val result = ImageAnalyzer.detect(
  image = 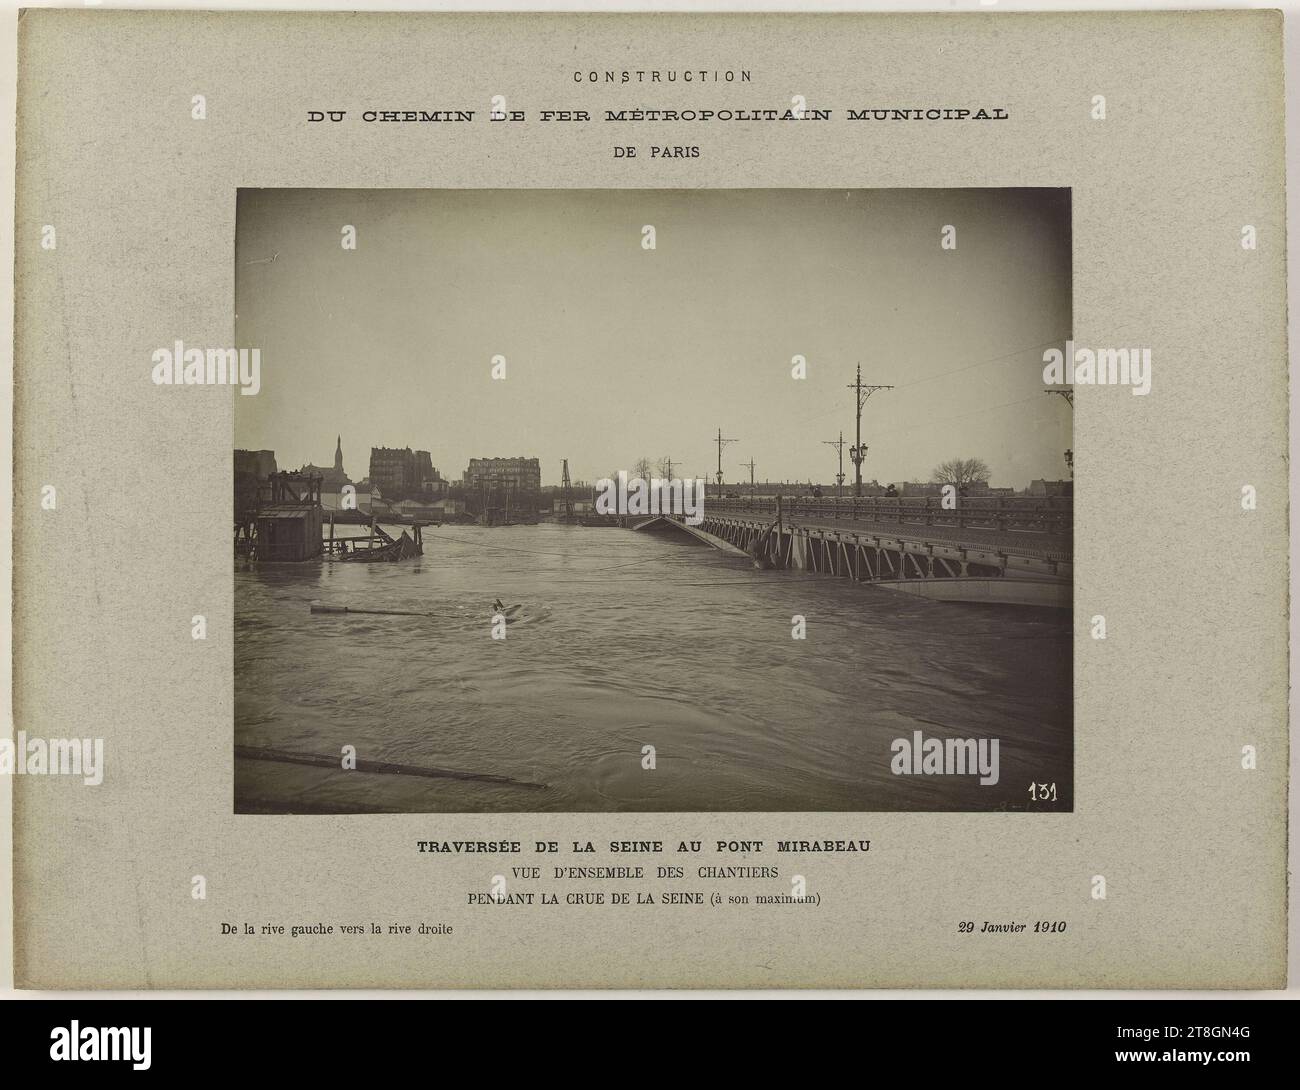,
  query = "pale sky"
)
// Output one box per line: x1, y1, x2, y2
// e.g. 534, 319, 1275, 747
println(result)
234, 188, 1071, 488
